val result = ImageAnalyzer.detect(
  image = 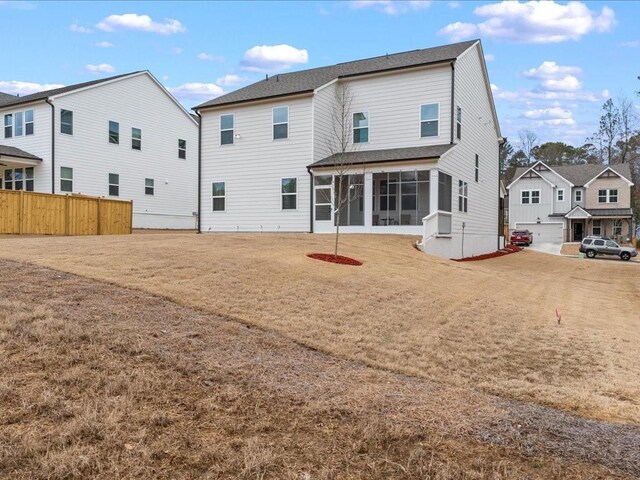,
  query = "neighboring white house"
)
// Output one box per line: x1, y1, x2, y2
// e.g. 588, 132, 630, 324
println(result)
507, 161, 634, 243
194, 40, 502, 259
0, 71, 198, 229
